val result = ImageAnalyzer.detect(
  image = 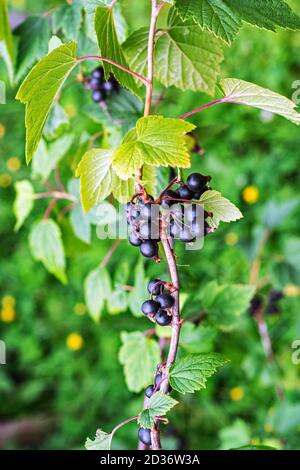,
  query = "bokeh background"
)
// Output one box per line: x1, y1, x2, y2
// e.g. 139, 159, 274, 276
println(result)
0, 0, 300, 450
